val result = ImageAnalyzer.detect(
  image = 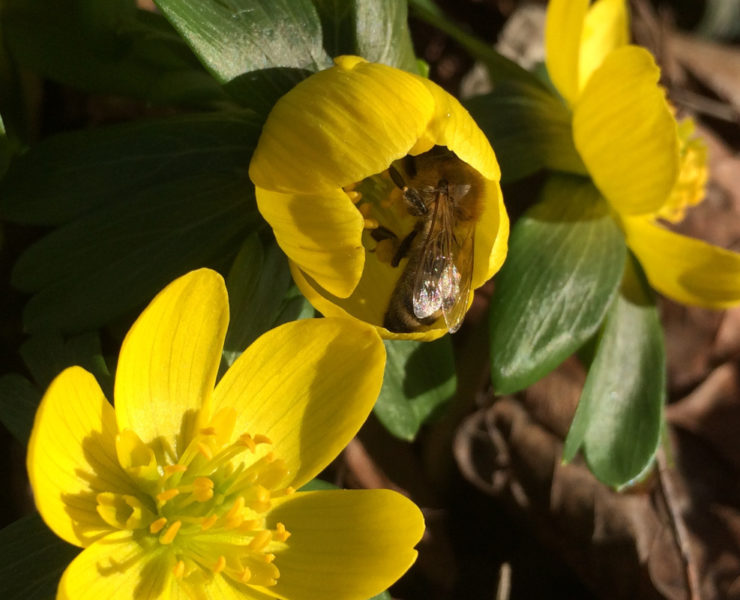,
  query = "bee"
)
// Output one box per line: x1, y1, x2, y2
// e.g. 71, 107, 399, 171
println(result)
377, 148, 484, 333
